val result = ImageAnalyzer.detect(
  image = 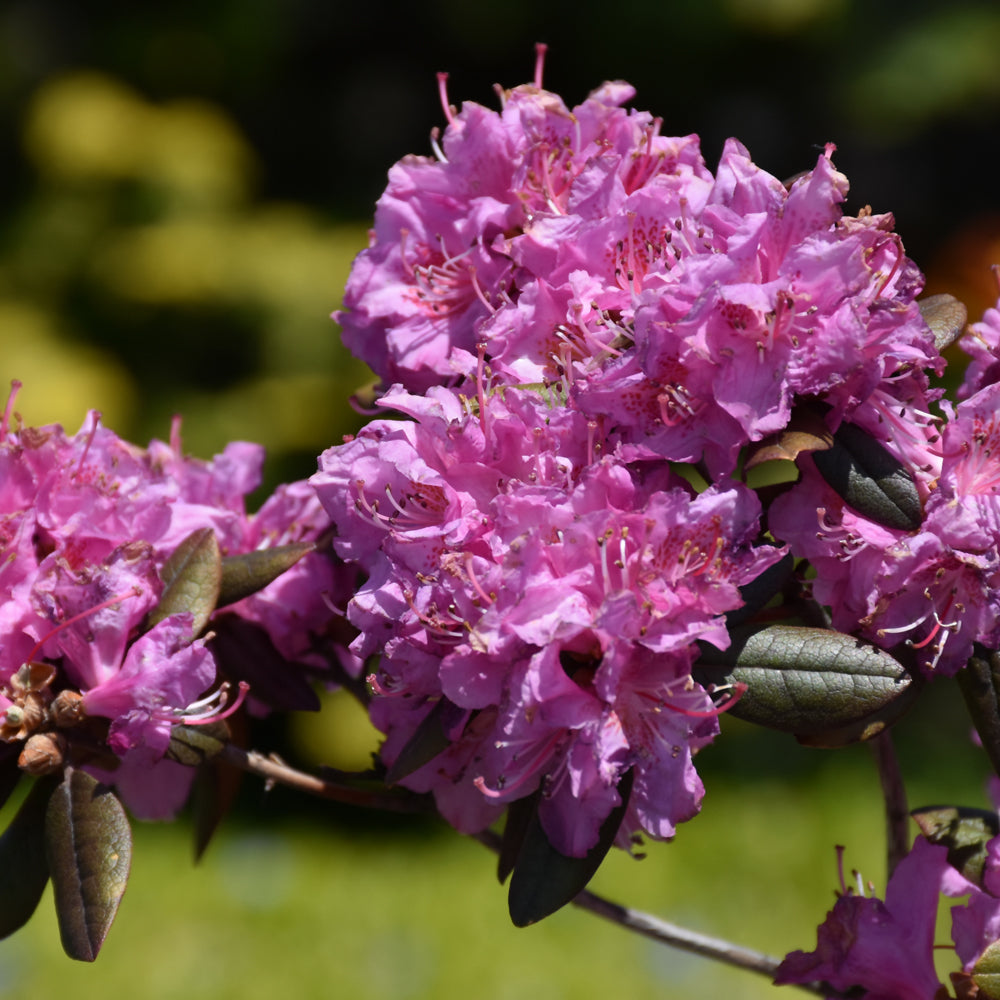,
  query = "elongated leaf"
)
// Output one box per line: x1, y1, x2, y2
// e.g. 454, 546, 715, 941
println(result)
911, 805, 998, 886
497, 793, 538, 886
192, 757, 243, 862
508, 771, 632, 927
217, 542, 315, 608
973, 940, 1000, 1000
148, 528, 222, 637
957, 650, 1000, 780
0, 746, 23, 813
745, 406, 833, 468
165, 720, 230, 767
45, 768, 132, 962
191, 710, 246, 862
385, 698, 467, 785
0, 776, 56, 938
210, 614, 319, 712
812, 422, 922, 530
724, 552, 795, 629
919, 293, 967, 352
694, 625, 917, 745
